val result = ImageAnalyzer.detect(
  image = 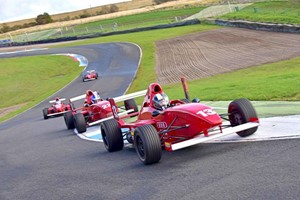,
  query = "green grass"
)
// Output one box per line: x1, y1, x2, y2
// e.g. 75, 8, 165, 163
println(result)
53, 23, 300, 102
53, 24, 220, 93
163, 57, 300, 101
77, 6, 206, 29
220, 1, 300, 25
50, 6, 207, 39
0, 55, 82, 121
